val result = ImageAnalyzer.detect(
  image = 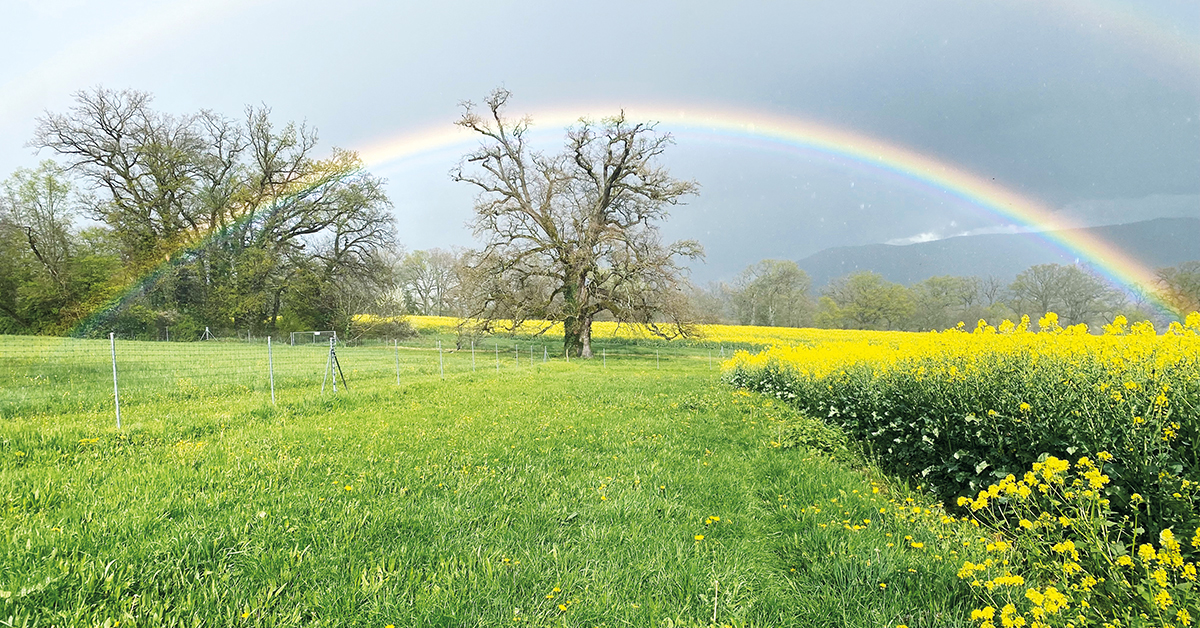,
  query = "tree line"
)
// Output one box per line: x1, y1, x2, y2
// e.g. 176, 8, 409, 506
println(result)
384, 247, 1199, 333
689, 258, 1200, 331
